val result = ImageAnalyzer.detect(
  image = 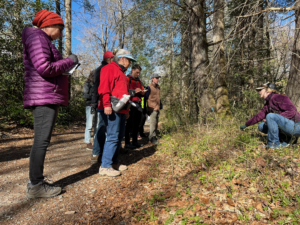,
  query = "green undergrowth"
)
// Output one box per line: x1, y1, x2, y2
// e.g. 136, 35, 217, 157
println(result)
147, 118, 300, 224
